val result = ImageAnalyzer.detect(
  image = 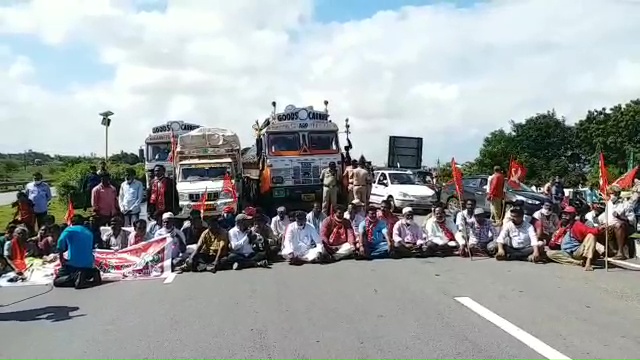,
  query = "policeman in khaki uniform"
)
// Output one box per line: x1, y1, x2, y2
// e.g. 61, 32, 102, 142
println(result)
320, 161, 339, 215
